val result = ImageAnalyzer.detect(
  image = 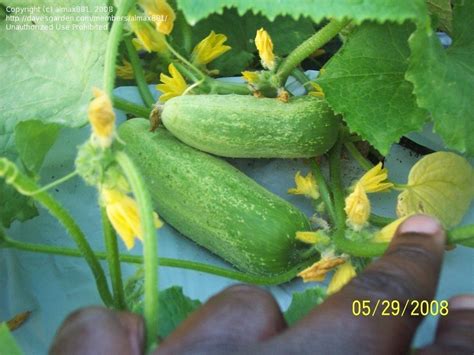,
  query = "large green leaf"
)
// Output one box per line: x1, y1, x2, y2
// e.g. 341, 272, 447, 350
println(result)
284, 287, 326, 326
0, 0, 107, 226
176, 0, 428, 25
318, 22, 429, 154
406, 0, 474, 155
